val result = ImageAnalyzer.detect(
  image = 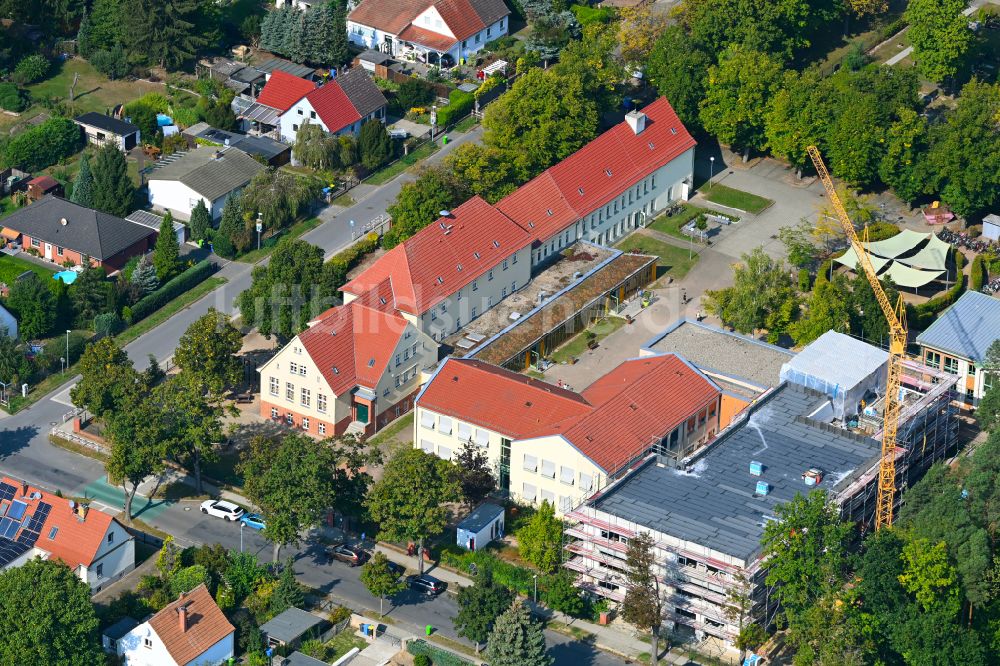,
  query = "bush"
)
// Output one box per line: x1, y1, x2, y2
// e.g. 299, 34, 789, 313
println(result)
94, 312, 123, 337
396, 77, 436, 110
413, 655, 431, 666
13, 55, 50, 85
436, 89, 475, 128
864, 221, 900, 242
325, 232, 378, 289
407, 640, 475, 666
570, 3, 615, 26
128, 93, 170, 114
971, 254, 988, 292
327, 605, 352, 625
90, 46, 129, 80
171, 106, 201, 128
0, 117, 83, 171
0, 83, 29, 112
125, 260, 217, 324
797, 268, 811, 292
